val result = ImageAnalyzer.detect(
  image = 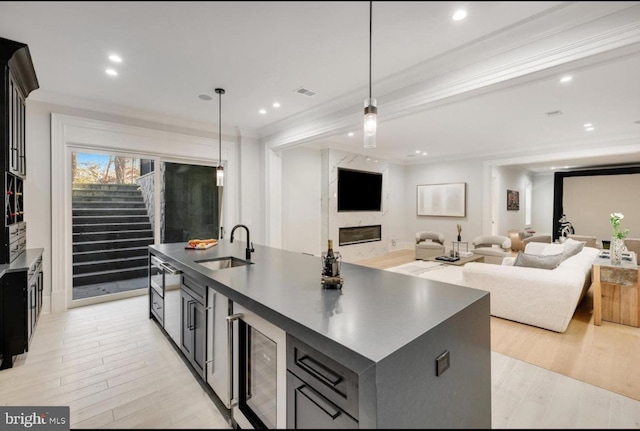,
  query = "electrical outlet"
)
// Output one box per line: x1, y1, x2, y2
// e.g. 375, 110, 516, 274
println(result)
436, 350, 450, 376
